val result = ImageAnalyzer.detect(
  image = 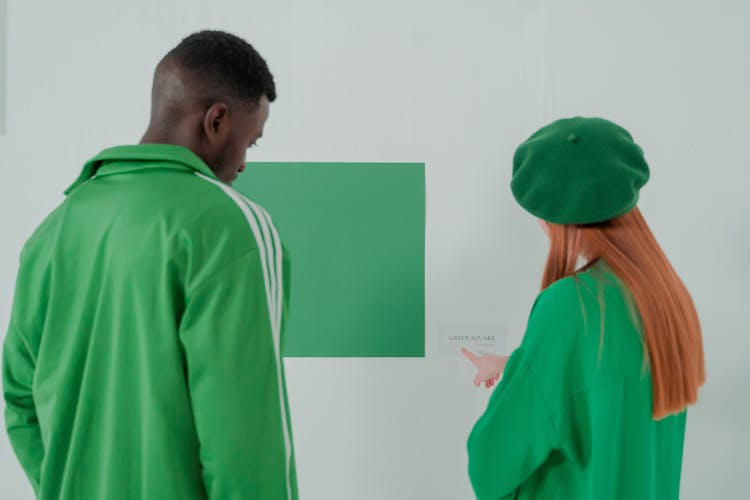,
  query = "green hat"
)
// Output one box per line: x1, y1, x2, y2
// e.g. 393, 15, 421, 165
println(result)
511, 117, 650, 225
